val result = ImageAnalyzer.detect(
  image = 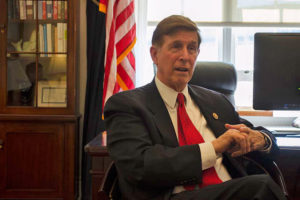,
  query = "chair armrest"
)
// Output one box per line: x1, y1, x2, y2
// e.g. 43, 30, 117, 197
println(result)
266, 161, 289, 199
241, 156, 289, 199
97, 161, 120, 200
